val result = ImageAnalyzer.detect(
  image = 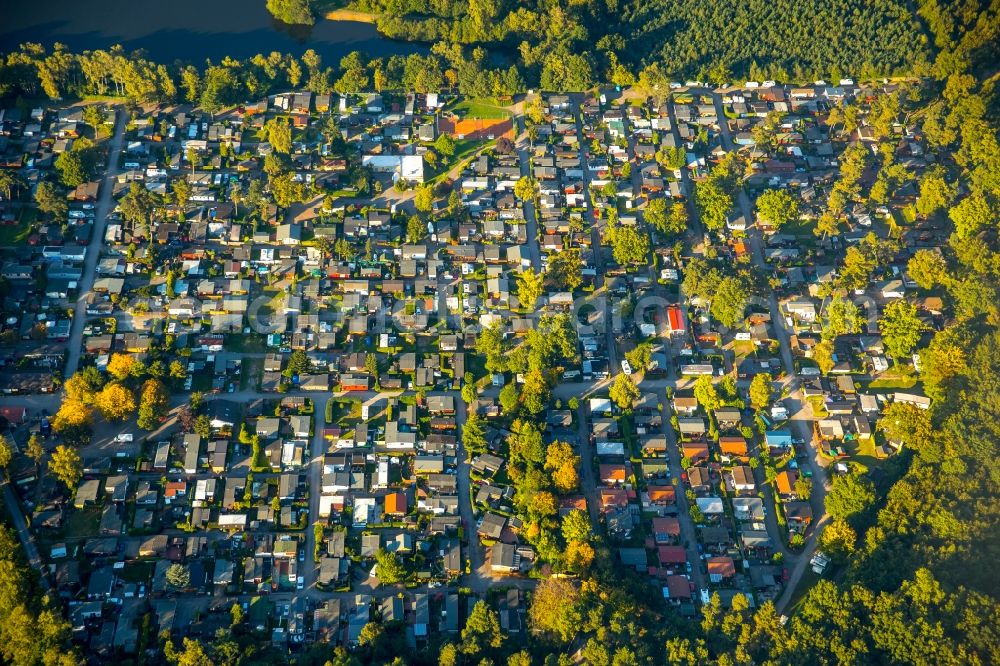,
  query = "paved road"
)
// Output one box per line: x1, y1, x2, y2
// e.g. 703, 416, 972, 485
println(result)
574, 401, 602, 531
705, 89, 829, 611
657, 386, 705, 590
2, 481, 52, 593
64, 107, 127, 379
